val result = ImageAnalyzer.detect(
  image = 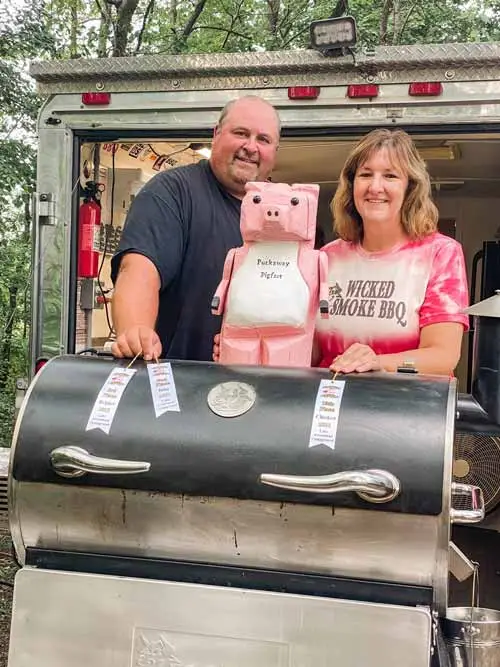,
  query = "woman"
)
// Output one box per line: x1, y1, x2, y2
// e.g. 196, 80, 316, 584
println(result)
316, 128, 468, 375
